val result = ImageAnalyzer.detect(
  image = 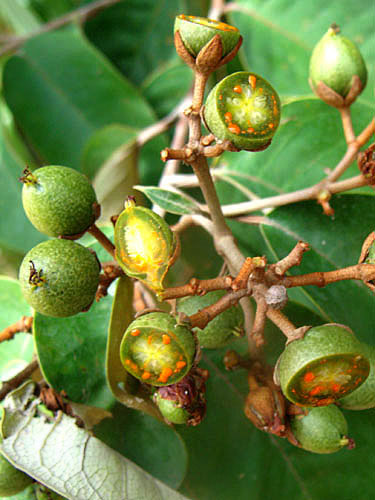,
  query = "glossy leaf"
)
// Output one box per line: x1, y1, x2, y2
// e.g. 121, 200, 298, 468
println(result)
142, 60, 193, 118
94, 402, 188, 490
0, 382, 190, 500
228, 0, 374, 104
84, 0, 196, 86
134, 185, 202, 215
0, 277, 33, 381
3, 25, 162, 169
